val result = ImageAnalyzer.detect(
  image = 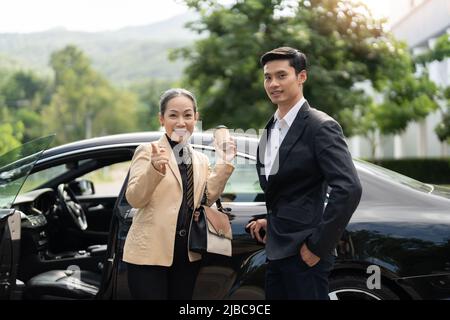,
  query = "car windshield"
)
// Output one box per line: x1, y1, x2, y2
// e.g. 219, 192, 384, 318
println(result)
354, 159, 433, 193
0, 135, 54, 209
